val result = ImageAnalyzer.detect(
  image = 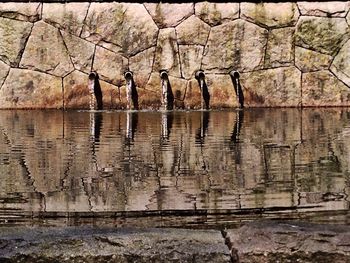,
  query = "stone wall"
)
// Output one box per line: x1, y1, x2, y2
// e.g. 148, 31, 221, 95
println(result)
1, 2, 350, 109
